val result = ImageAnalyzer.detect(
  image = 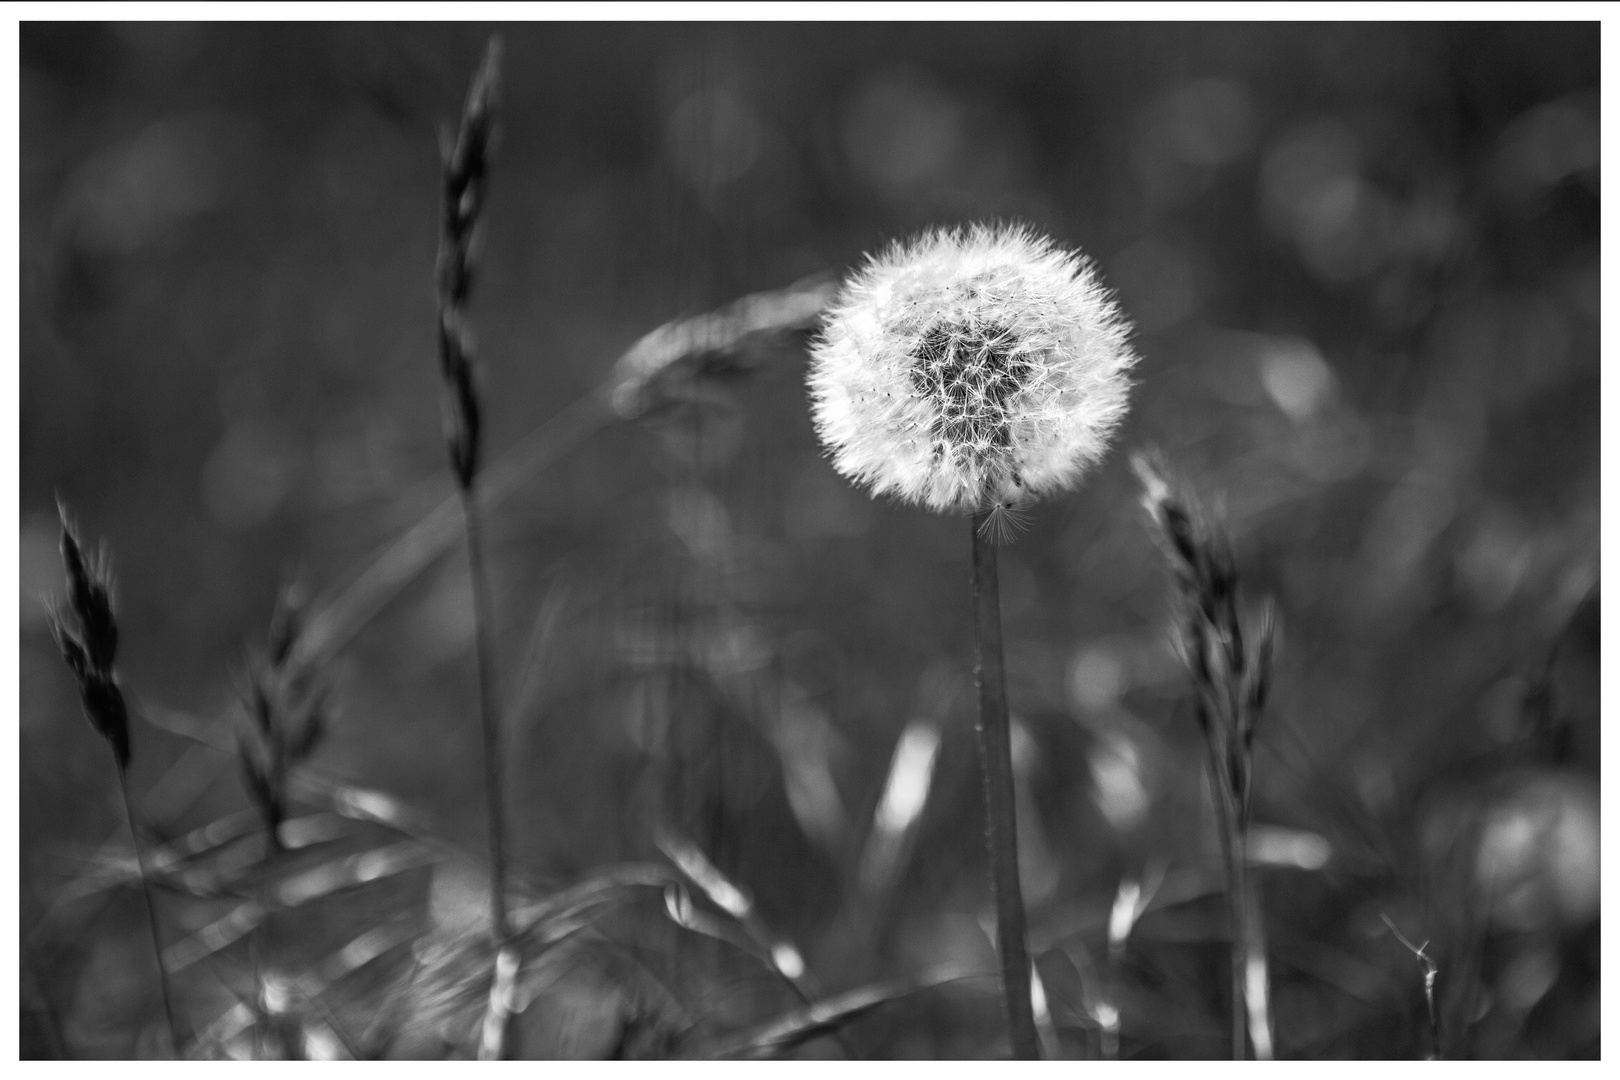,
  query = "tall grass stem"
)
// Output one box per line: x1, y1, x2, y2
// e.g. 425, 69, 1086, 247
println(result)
461, 491, 510, 947
1206, 751, 1248, 1060
117, 762, 180, 1056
